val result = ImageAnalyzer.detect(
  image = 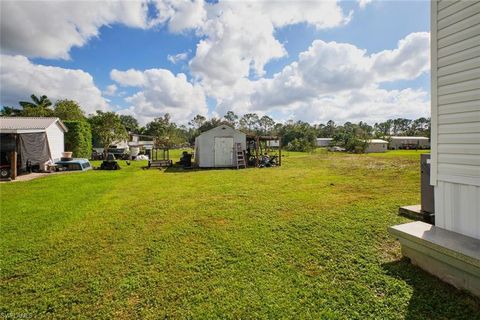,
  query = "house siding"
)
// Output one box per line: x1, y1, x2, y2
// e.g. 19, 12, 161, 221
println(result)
431, 0, 480, 239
